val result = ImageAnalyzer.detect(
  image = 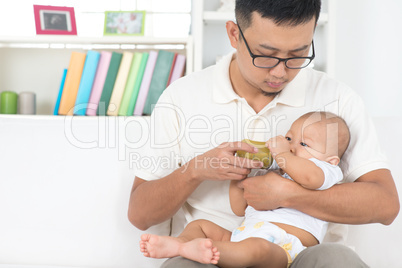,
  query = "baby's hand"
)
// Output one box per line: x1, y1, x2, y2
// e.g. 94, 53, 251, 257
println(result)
266, 136, 291, 158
